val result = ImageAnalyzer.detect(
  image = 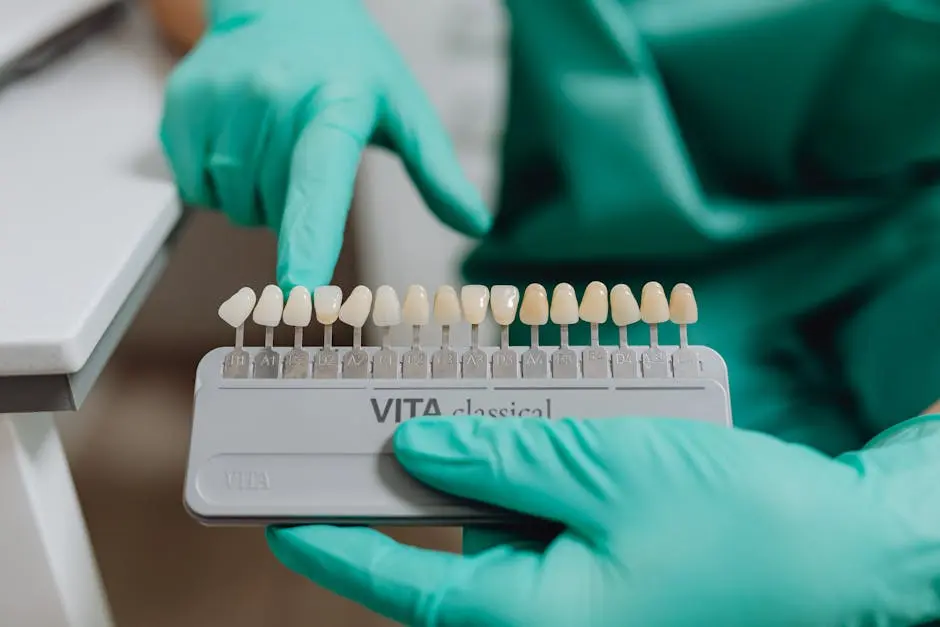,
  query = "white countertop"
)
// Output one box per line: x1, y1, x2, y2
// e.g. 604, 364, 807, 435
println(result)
0, 11, 182, 376
0, 0, 114, 70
